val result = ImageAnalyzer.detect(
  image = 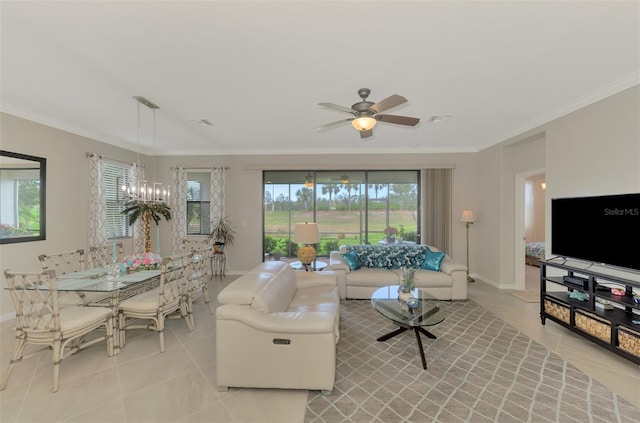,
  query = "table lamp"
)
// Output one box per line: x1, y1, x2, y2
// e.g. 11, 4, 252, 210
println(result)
294, 222, 320, 270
